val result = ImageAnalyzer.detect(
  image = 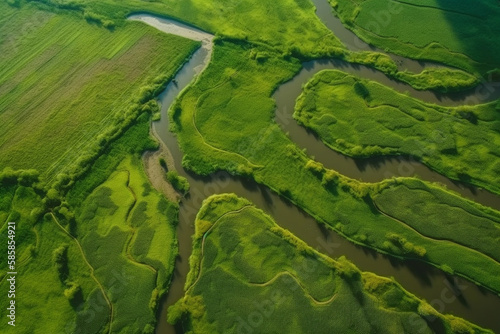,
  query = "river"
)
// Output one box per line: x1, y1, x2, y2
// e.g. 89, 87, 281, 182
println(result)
130, 3, 500, 333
